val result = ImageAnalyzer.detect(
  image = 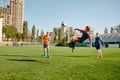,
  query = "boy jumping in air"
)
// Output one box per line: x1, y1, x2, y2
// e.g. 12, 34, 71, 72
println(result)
95, 33, 104, 58
43, 32, 51, 58
69, 26, 92, 52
